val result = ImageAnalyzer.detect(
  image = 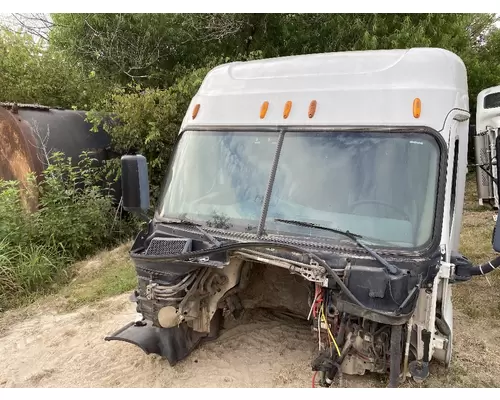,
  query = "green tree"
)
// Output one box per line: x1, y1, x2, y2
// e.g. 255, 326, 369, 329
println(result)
50, 14, 256, 88
0, 27, 109, 108
47, 13, 500, 193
